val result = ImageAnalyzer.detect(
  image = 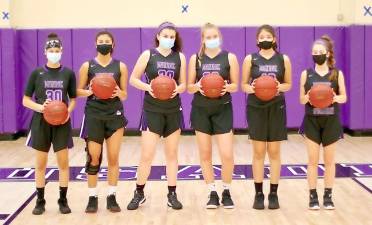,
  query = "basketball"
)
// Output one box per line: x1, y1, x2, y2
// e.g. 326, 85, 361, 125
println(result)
91, 74, 117, 99
43, 100, 68, 126
151, 75, 176, 100
253, 76, 278, 101
200, 73, 225, 98
309, 83, 334, 108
